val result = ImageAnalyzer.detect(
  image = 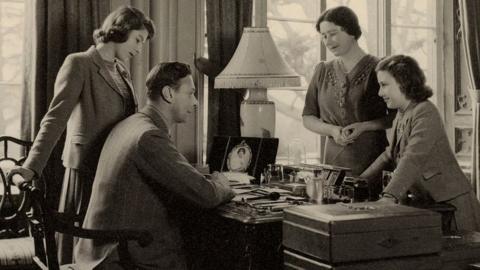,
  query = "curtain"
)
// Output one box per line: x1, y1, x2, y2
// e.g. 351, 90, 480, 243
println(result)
119, 0, 199, 159
21, 0, 110, 206
459, 0, 480, 198
130, 0, 179, 108
206, 0, 253, 153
